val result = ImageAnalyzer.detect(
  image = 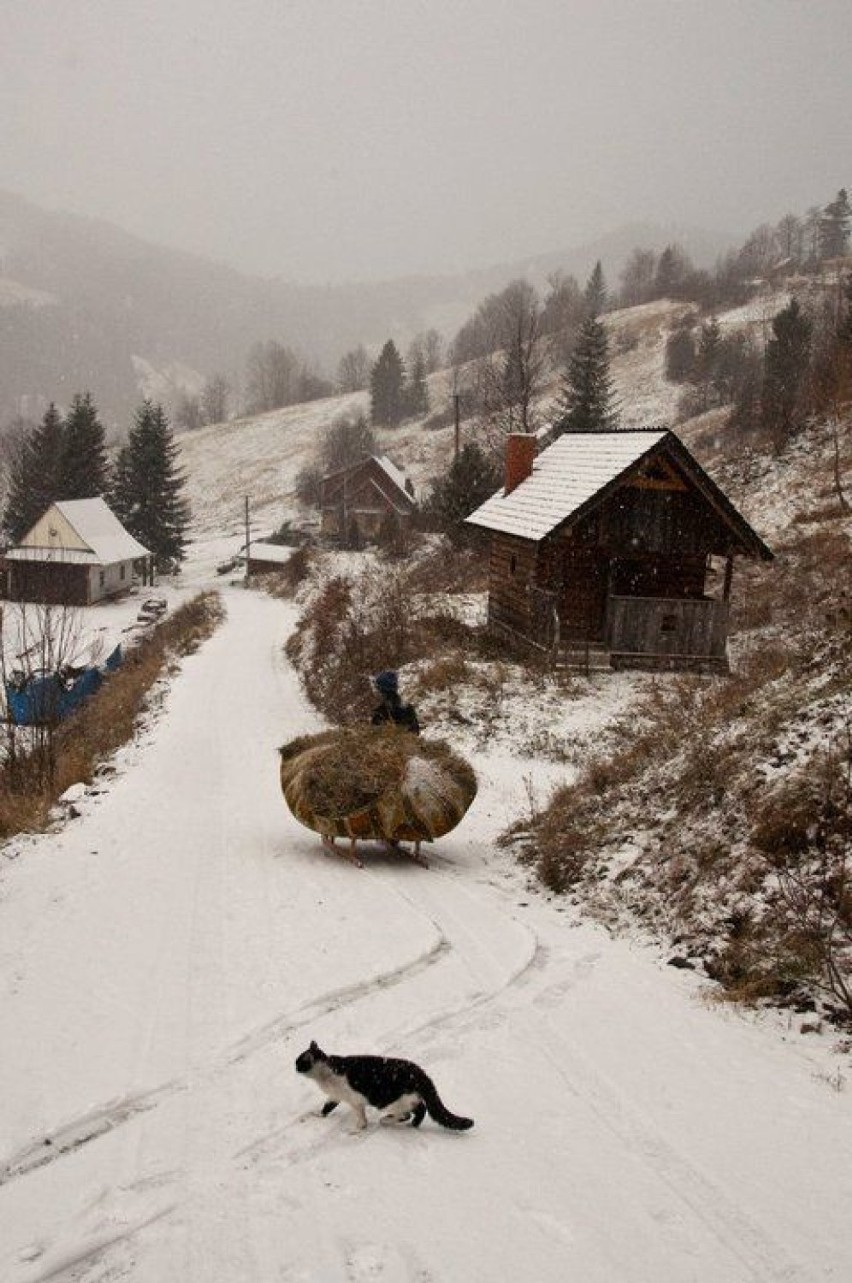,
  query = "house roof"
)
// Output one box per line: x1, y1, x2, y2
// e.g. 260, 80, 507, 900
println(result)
6, 498, 151, 565
465, 430, 772, 560
322, 454, 416, 507
246, 541, 294, 565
